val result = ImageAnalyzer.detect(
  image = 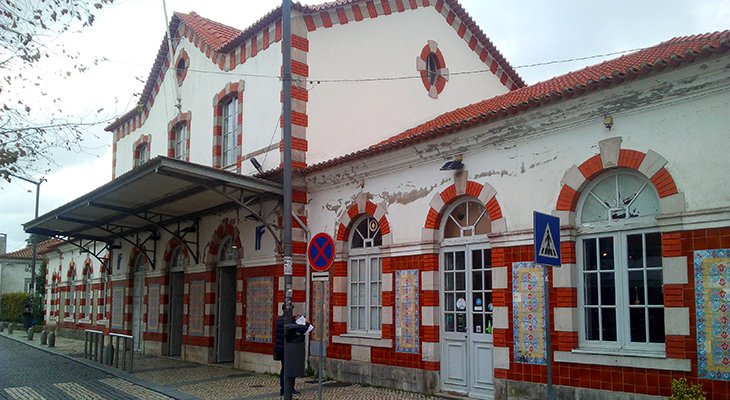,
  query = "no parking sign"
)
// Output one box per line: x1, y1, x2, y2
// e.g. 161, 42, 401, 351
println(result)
308, 233, 335, 272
